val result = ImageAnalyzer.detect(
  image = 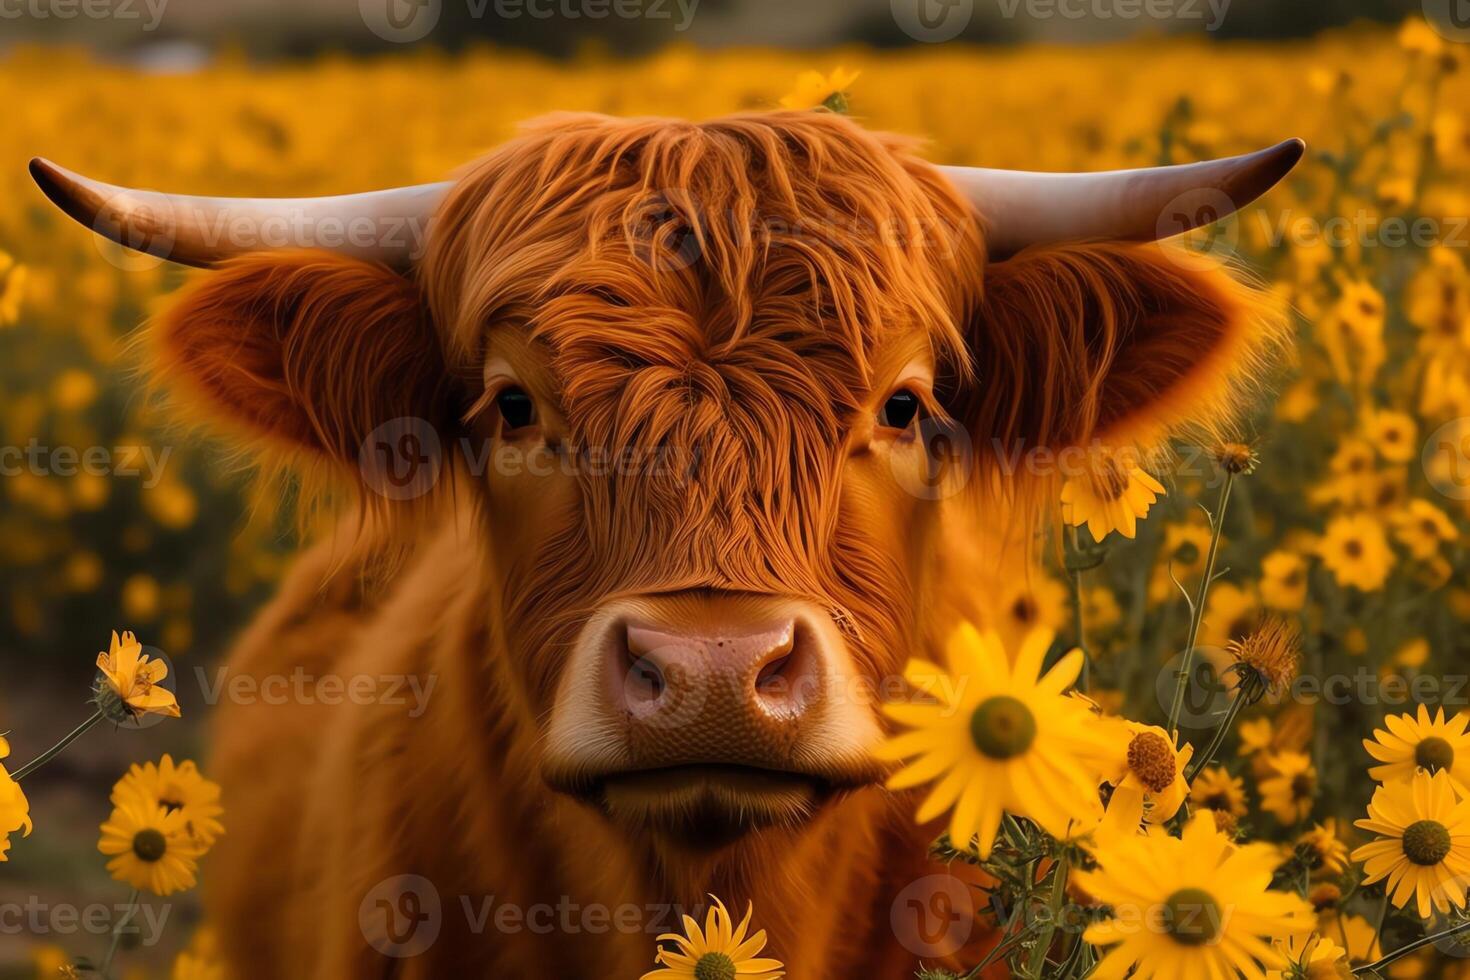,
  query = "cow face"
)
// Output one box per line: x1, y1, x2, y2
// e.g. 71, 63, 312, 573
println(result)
33, 111, 1295, 857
